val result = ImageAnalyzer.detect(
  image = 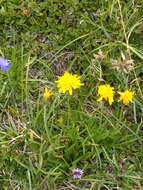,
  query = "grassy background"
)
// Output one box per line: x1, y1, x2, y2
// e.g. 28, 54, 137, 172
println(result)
0, 0, 143, 189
